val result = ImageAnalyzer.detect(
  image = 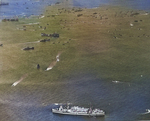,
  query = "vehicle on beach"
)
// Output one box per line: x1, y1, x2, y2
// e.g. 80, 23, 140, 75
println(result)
23, 47, 34, 50
52, 105, 105, 116
40, 38, 50, 42
2, 18, 18, 22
